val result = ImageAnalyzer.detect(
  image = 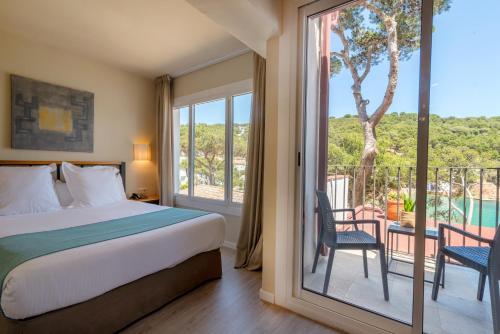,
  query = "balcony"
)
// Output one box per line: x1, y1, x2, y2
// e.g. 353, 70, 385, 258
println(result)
303, 166, 499, 333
